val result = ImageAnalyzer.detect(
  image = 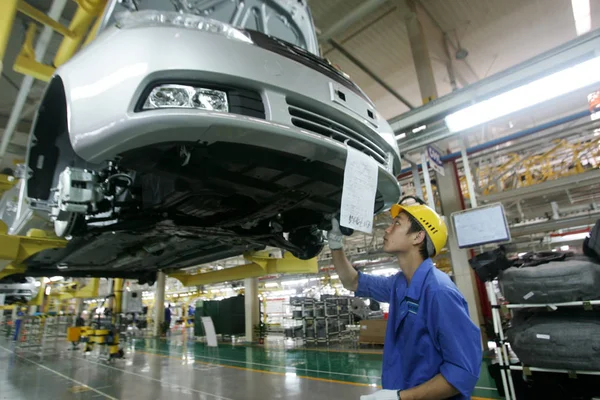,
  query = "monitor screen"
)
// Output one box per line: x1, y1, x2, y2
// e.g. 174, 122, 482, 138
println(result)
451, 203, 511, 248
